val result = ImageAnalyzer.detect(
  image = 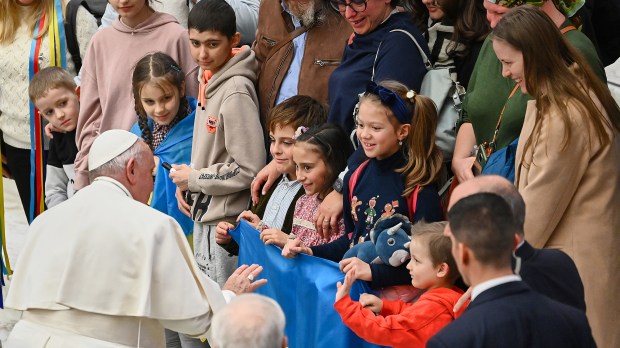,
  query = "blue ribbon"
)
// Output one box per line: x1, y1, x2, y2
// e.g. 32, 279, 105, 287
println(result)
365, 82, 412, 124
